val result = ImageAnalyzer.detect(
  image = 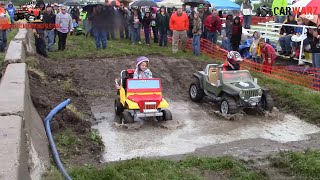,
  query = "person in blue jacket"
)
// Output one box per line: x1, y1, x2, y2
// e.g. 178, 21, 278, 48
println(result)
6, 1, 15, 24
